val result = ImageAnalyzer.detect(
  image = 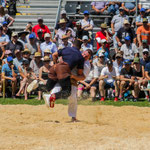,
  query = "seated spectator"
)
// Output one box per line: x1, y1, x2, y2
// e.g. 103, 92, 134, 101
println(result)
6, 32, 24, 56
2, 56, 18, 98
120, 36, 138, 61
18, 31, 29, 49
136, 8, 150, 27
13, 49, 24, 69
16, 59, 37, 100
77, 60, 98, 101
22, 48, 31, 62
40, 33, 57, 57
0, 25, 9, 46
58, 35, 73, 50
113, 53, 123, 73
99, 60, 120, 102
111, 7, 129, 52
136, 18, 150, 50
138, 2, 150, 15
107, 2, 120, 15
55, 10, 73, 33
122, 2, 136, 15
80, 35, 93, 52
95, 23, 111, 50
25, 33, 39, 58
116, 20, 136, 48
119, 59, 139, 102
36, 29, 45, 44
96, 39, 109, 59
39, 56, 51, 100
54, 19, 75, 45
0, 6, 14, 27
2, 21, 12, 39
2, 50, 12, 65
32, 17, 51, 38
91, 1, 109, 15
